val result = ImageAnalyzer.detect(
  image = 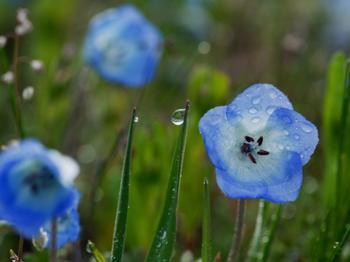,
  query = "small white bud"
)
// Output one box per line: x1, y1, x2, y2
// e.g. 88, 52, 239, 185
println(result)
2, 71, 14, 84
22, 86, 35, 100
30, 60, 44, 72
17, 8, 29, 24
15, 22, 33, 36
0, 36, 7, 48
